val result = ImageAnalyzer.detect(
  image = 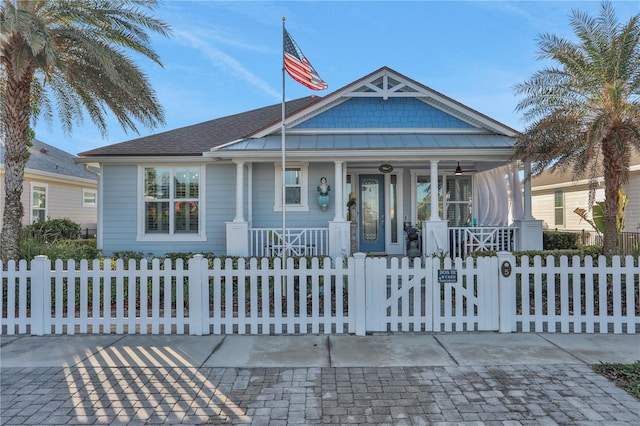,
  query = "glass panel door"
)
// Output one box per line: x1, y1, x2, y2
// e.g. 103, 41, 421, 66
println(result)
359, 175, 385, 252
